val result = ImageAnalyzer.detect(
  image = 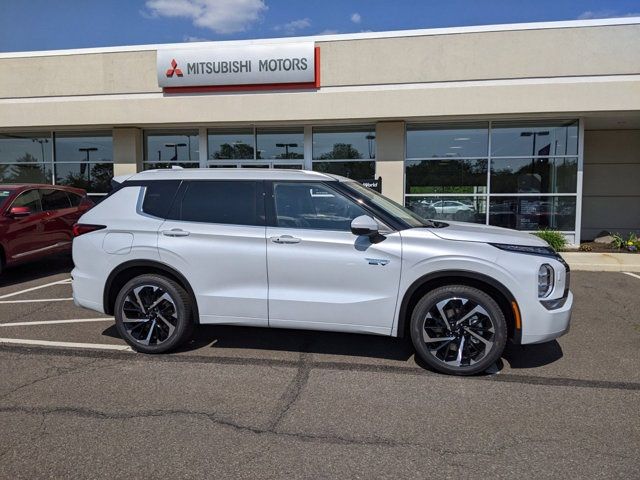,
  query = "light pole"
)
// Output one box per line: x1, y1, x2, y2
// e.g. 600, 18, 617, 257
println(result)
78, 147, 97, 175
520, 130, 549, 171
32, 138, 49, 162
165, 143, 186, 162
276, 143, 298, 158
366, 134, 376, 159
